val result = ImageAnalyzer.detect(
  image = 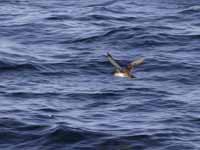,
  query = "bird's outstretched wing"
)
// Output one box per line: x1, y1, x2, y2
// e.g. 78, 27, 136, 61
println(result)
130, 58, 144, 67
125, 58, 144, 72
107, 53, 122, 71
